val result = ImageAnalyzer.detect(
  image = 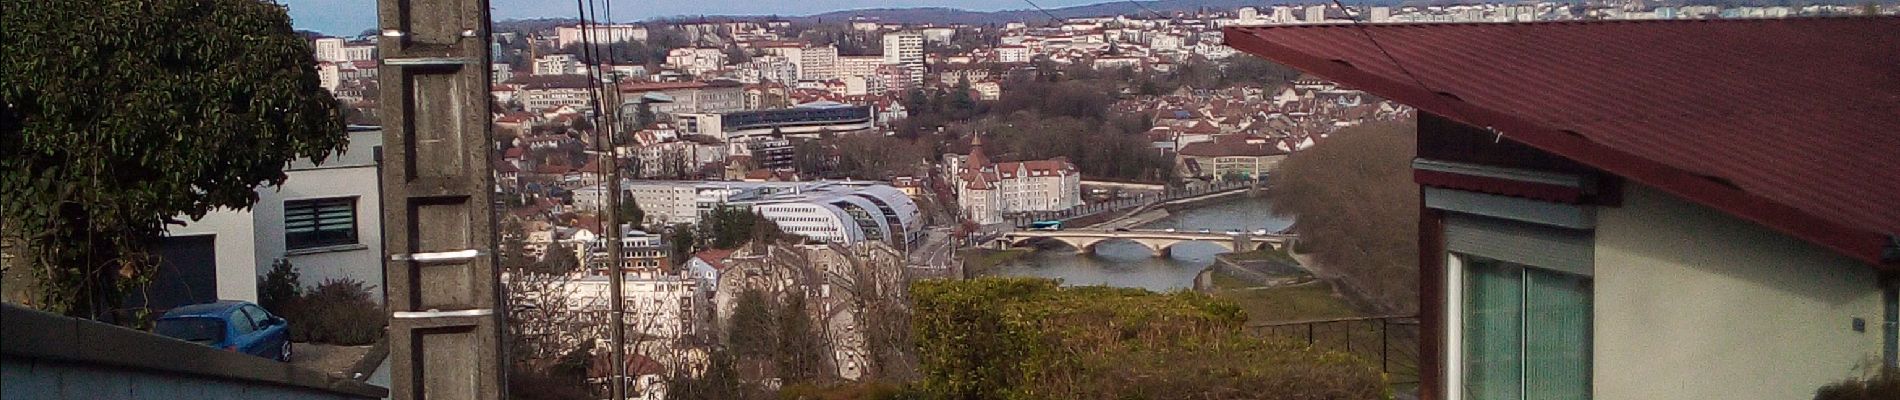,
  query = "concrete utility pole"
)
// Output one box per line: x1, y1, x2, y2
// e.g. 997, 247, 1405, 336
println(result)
600, 81, 628, 400
374, 0, 505, 398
